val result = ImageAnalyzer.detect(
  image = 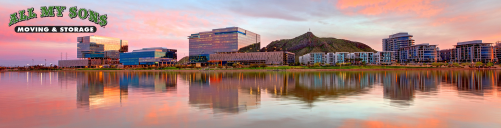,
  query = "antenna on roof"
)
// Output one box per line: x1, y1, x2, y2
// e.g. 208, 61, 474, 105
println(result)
309, 28, 310, 32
